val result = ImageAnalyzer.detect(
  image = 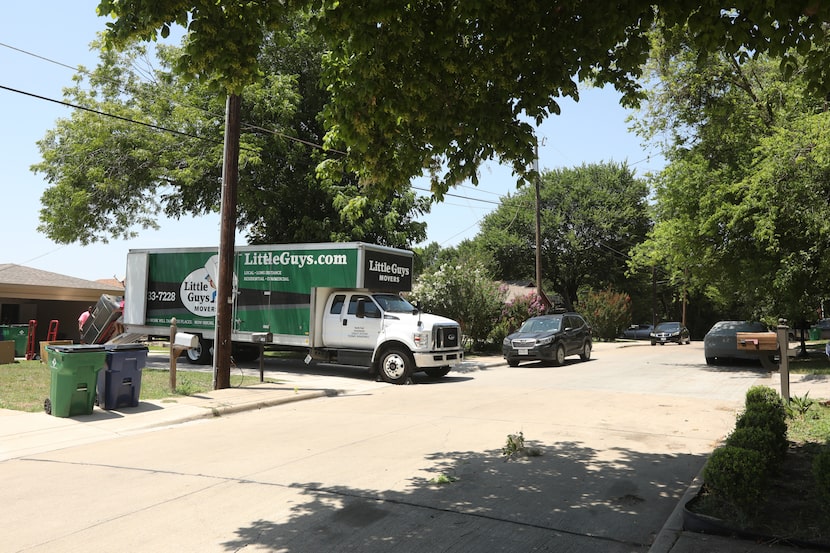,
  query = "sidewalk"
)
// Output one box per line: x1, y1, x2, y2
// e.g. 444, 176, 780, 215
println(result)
0, 353, 508, 462
2, 345, 827, 553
